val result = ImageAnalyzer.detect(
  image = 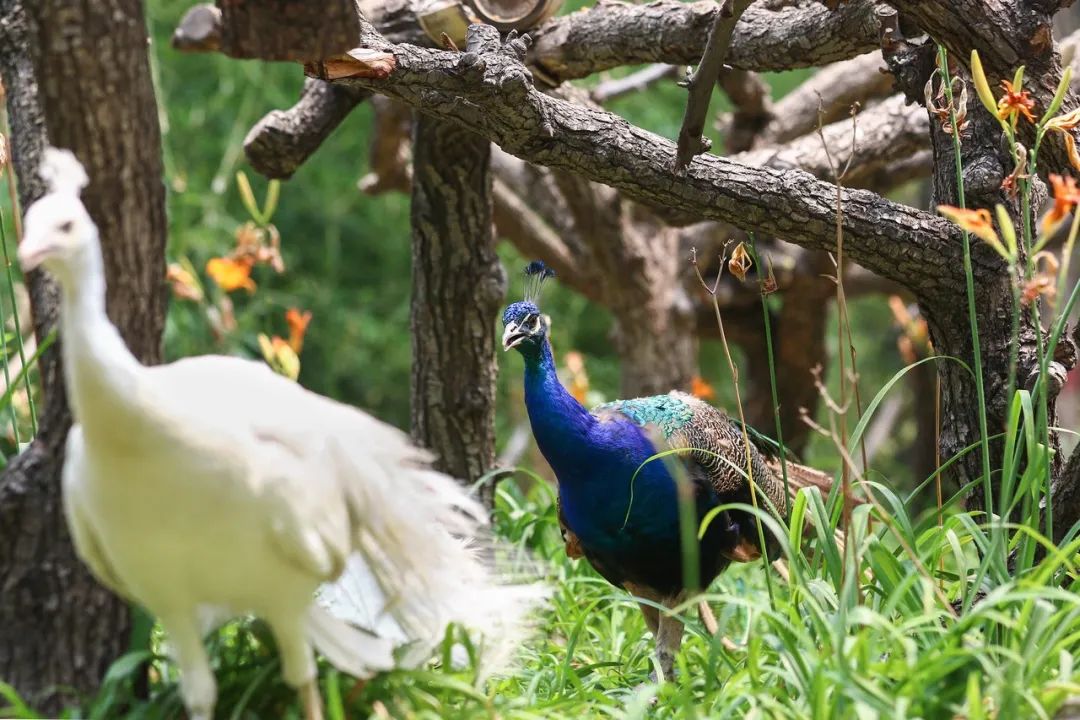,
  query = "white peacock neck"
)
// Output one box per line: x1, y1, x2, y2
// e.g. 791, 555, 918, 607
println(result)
56, 234, 146, 434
